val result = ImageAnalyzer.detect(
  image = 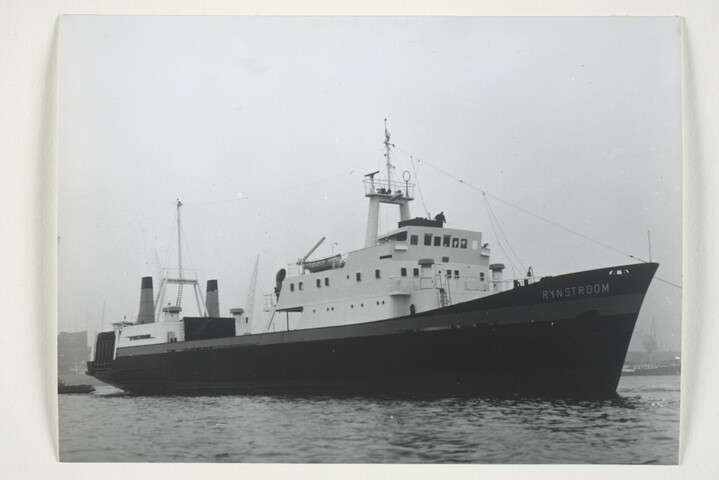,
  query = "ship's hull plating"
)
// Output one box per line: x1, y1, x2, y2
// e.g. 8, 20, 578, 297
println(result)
88, 263, 658, 396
